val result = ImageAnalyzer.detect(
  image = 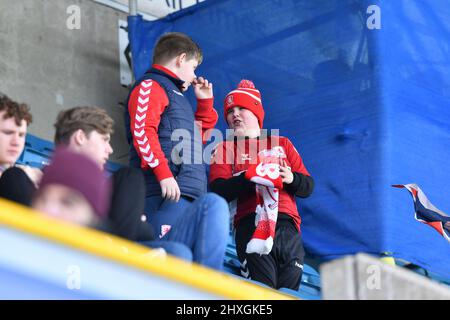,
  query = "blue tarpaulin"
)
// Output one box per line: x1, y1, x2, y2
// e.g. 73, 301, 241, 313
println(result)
128, 0, 450, 278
